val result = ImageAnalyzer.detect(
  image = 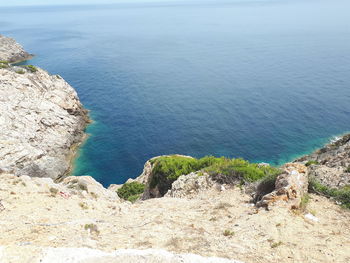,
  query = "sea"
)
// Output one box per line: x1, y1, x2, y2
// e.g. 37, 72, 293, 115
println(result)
1, 0, 349, 186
